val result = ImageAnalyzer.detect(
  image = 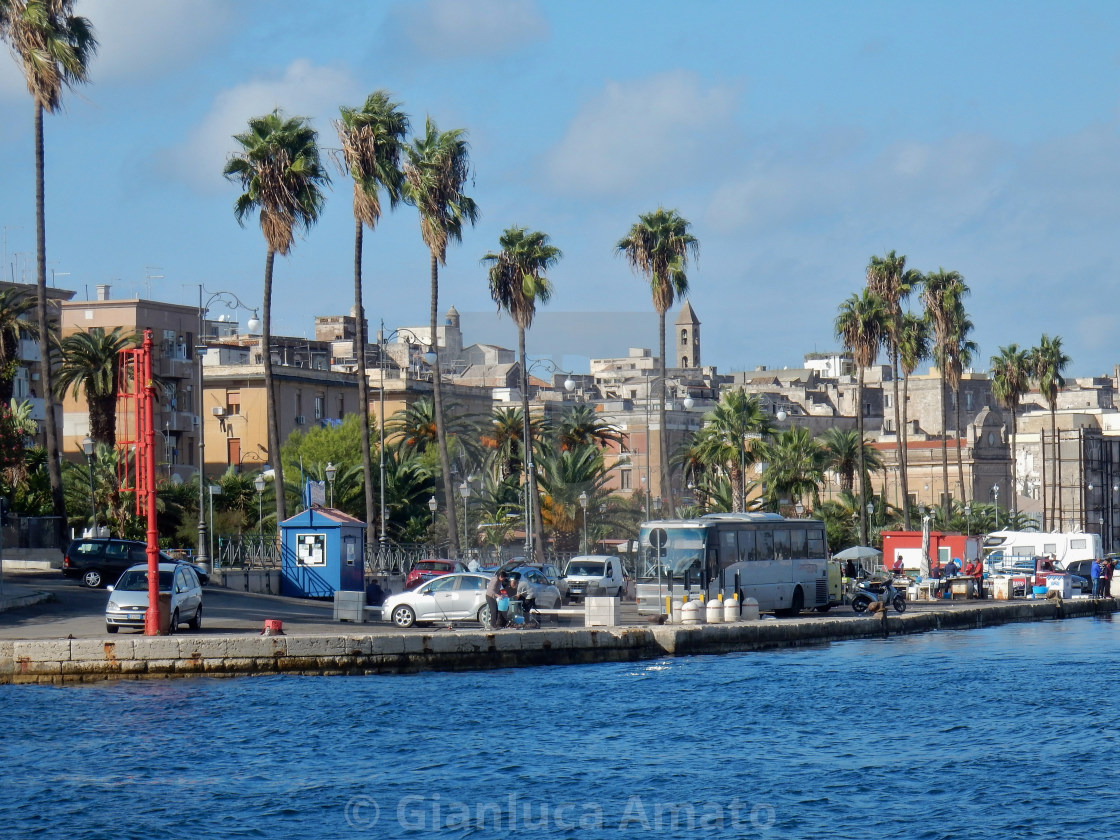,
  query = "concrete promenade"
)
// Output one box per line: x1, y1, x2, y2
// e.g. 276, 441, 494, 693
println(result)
1, 596, 1114, 684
